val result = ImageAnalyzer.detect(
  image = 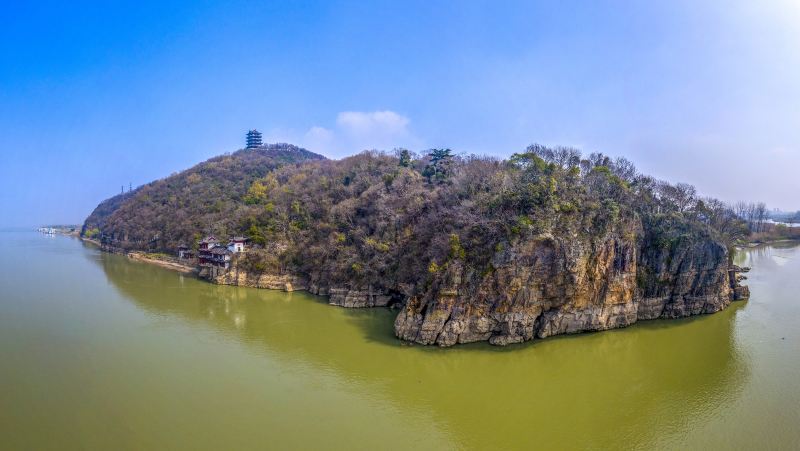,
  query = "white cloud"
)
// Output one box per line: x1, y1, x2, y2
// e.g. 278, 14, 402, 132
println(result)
256, 111, 420, 157
292, 110, 420, 157
336, 111, 410, 138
